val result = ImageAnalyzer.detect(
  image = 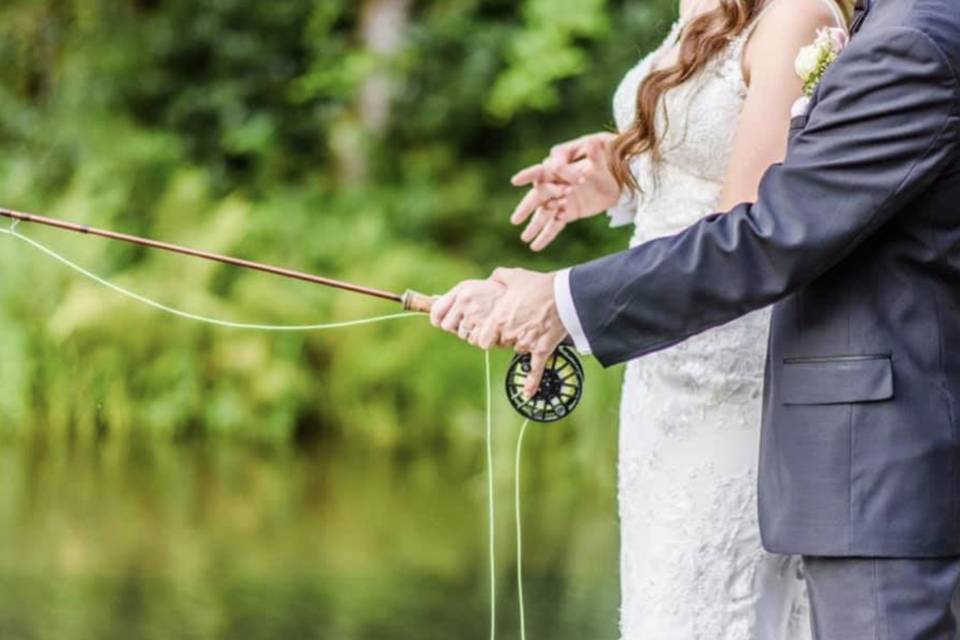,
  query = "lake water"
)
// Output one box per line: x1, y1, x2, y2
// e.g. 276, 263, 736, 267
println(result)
0, 430, 619, 639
